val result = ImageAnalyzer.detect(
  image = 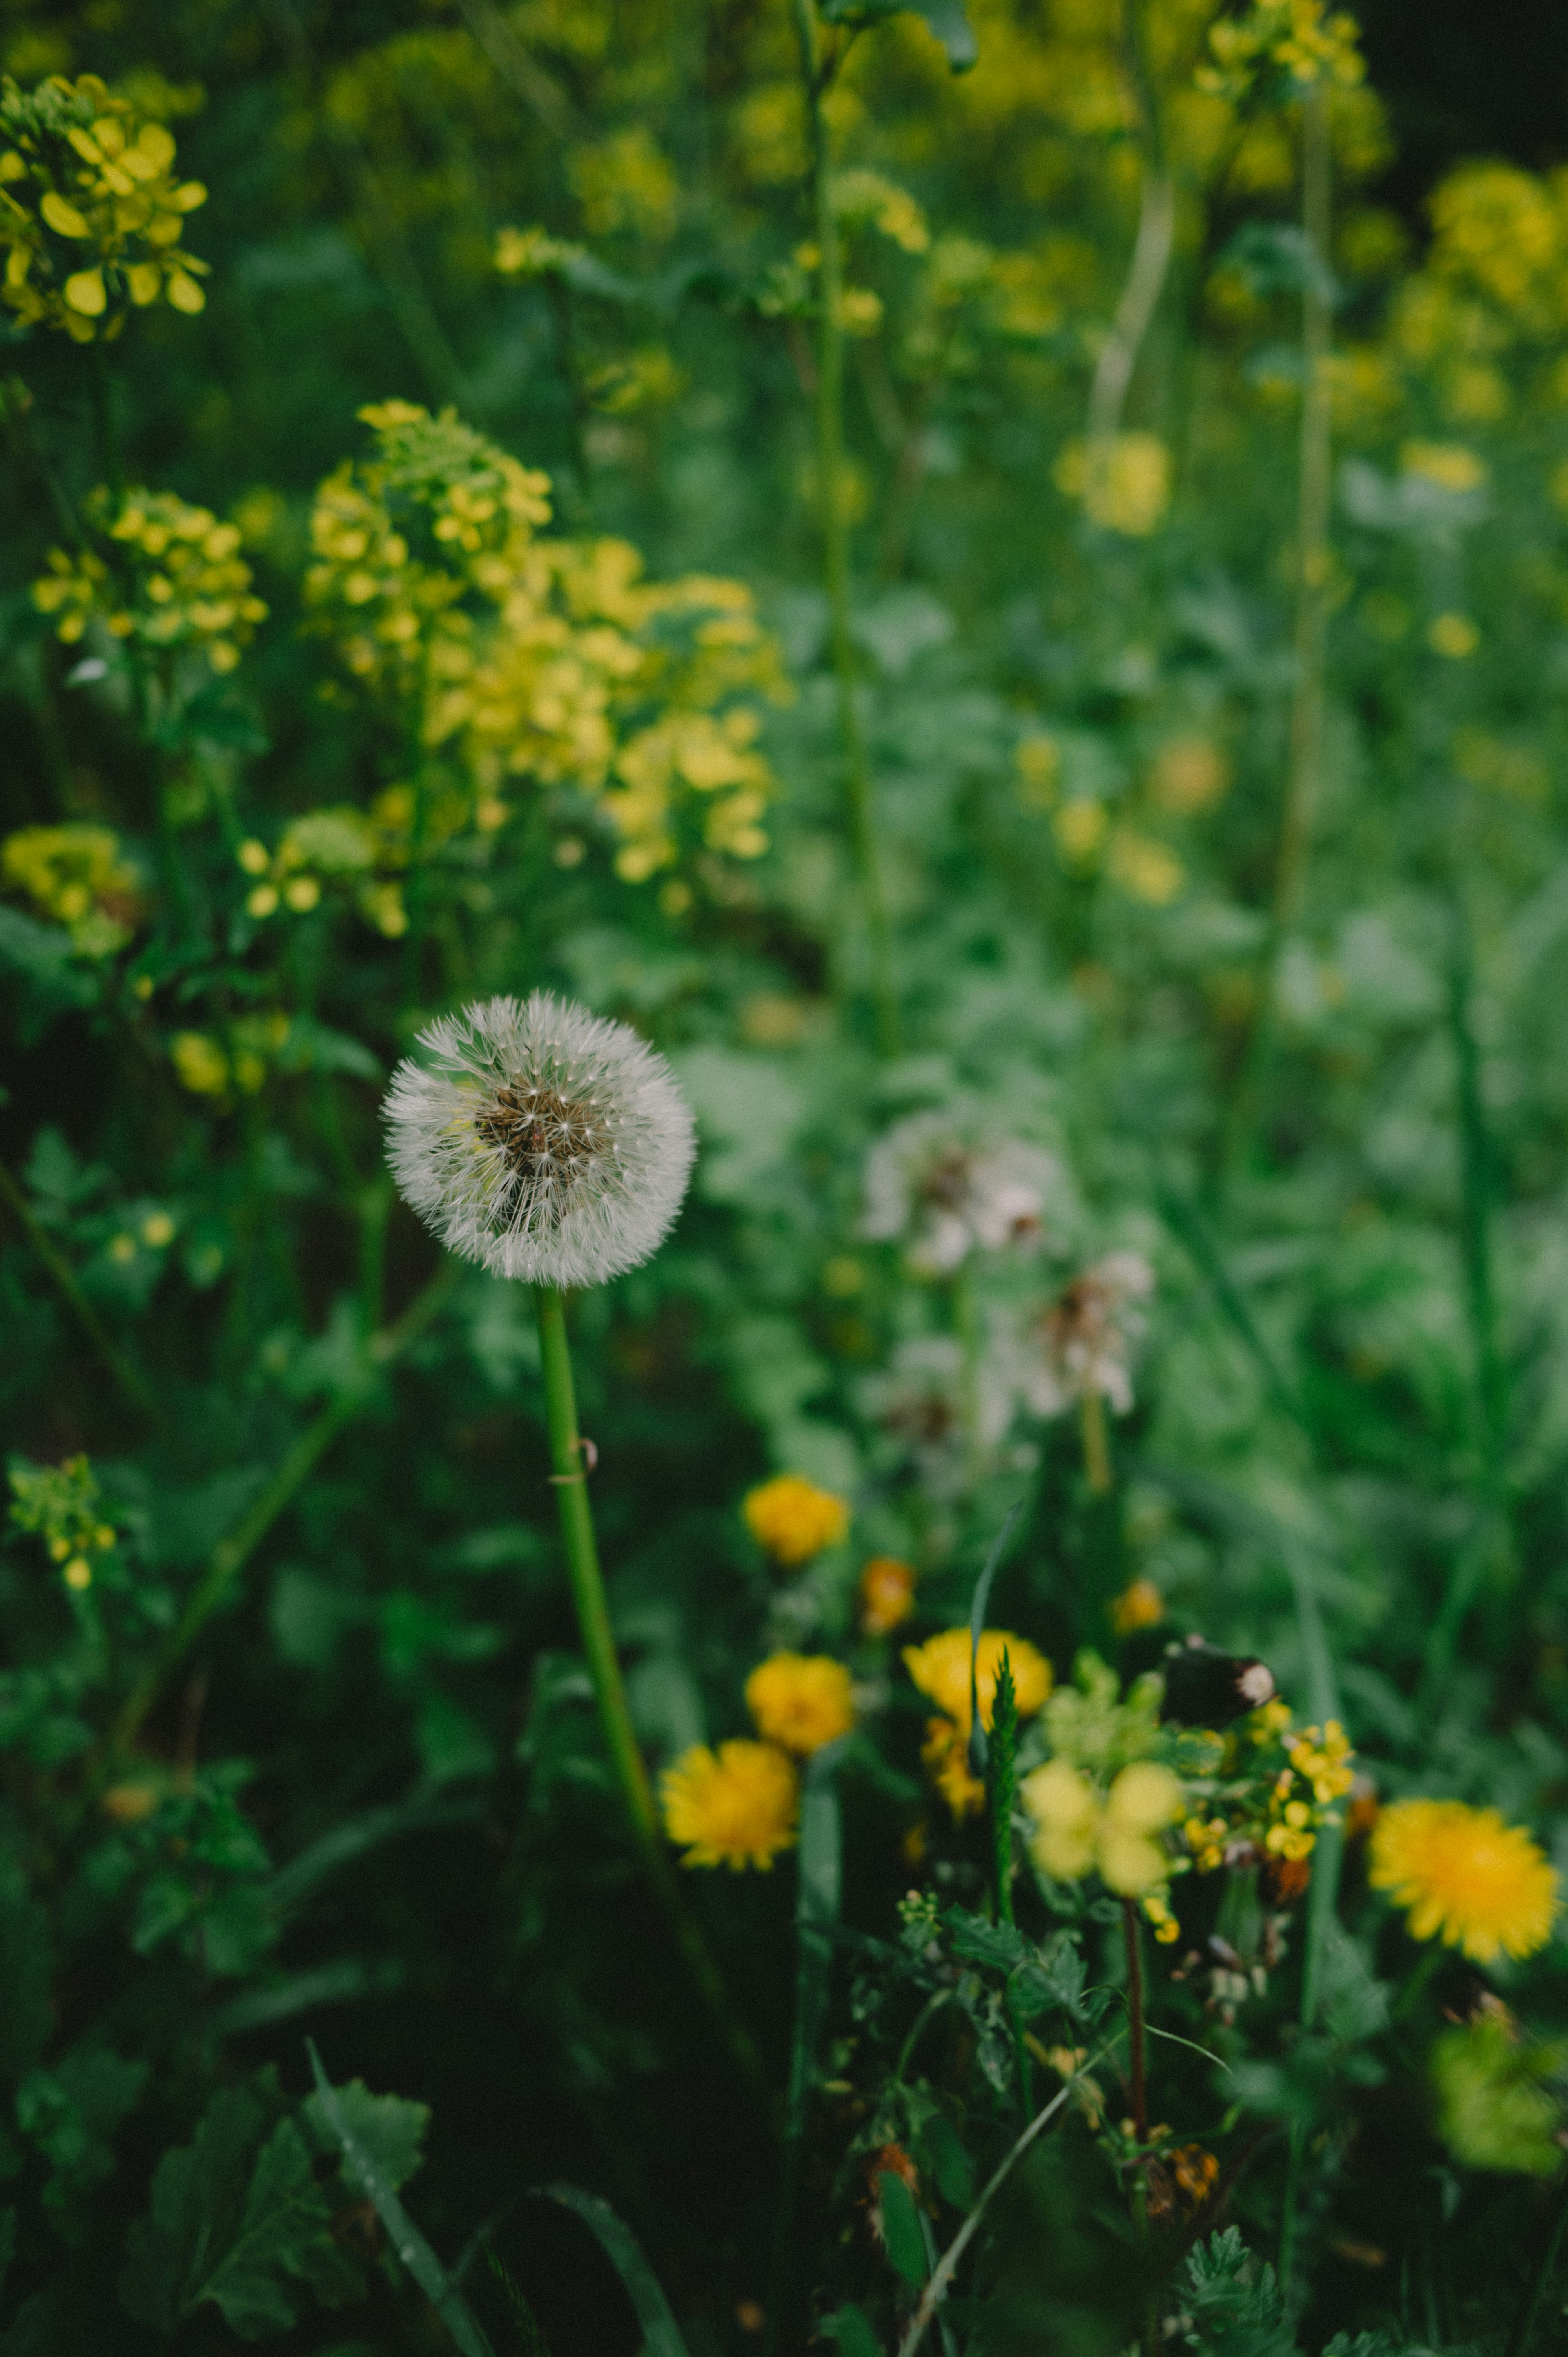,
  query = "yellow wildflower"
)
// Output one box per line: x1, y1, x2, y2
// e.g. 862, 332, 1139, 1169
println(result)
921, 1715, 985, 1821
742, 1473, 850, 1566
1369, 1800, 1559, 1965
1056, 433, 1172, 537
902, 1628, 1052, 1734
1022, 1757, 1185, 1895
2, 822, 137, 954
660, 1740, 799, 1870
1109, 1579, 1165, 1636
860, 1555, 917, 1637
1287, 1720, 1355, 1804
1429, 613, 1479, 660
745, 1653, 855, 1757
